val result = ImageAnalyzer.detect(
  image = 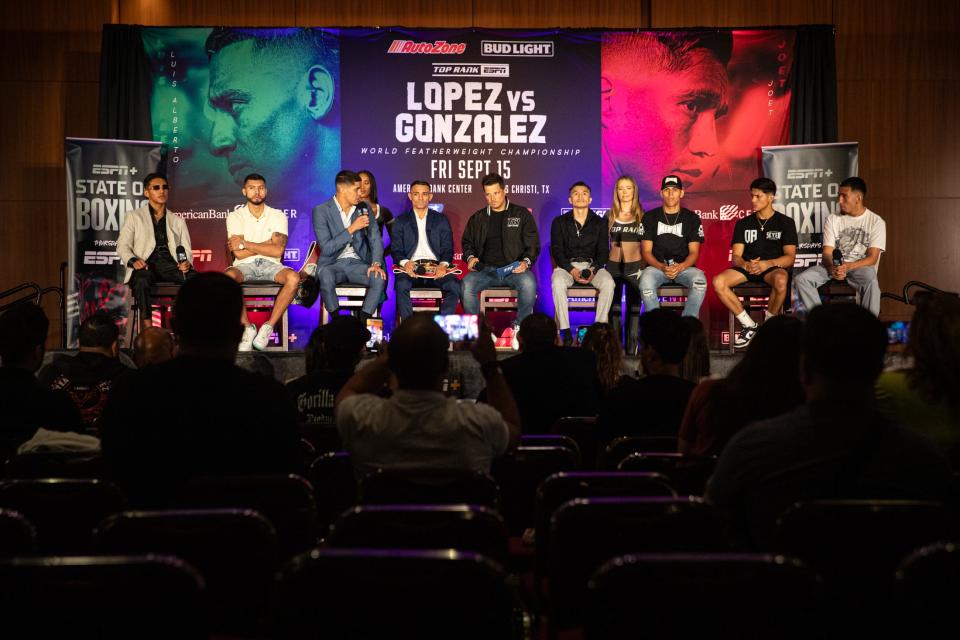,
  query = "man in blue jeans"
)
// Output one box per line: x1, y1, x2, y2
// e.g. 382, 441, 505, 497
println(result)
312, 170, 386, 322
639, 175, 707, 316
461, 173, 540, 348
